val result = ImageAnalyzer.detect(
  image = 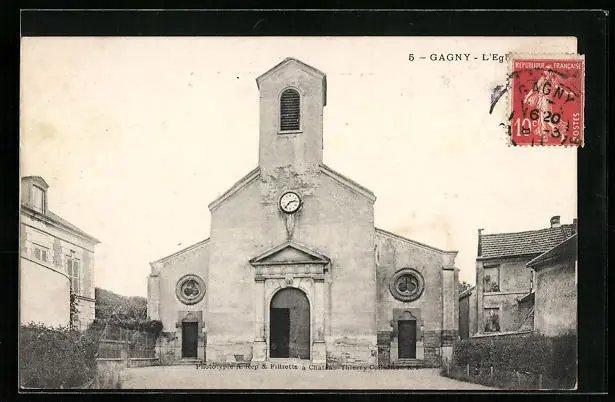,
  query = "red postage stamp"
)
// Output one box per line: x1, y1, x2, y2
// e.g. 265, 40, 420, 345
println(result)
509, 55, 585, 147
